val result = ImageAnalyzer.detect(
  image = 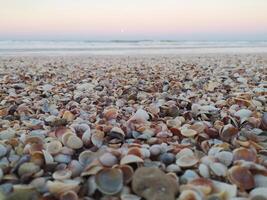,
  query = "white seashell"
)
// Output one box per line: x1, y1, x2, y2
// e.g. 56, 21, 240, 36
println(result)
198, 163, 210, 178
250, 187, 267, 199
209, 162, 227, 177
215, 151, 233, 166
212, 180, 237, 199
